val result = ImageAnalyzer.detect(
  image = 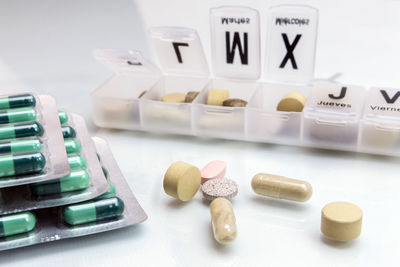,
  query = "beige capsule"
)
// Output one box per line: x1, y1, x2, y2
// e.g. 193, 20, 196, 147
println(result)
210, 197, 237, 245
251, 173, 312, 202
